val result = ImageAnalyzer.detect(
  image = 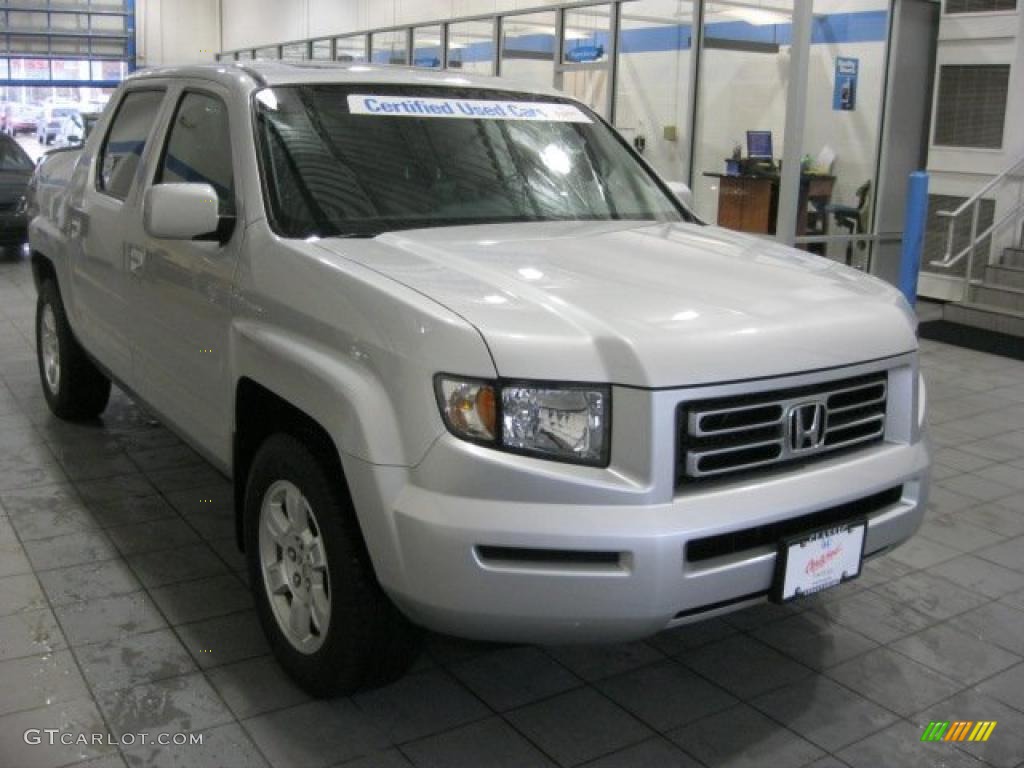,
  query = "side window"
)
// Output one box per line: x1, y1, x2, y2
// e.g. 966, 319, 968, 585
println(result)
98, 90, 166, 200
156, 92, 236, 216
